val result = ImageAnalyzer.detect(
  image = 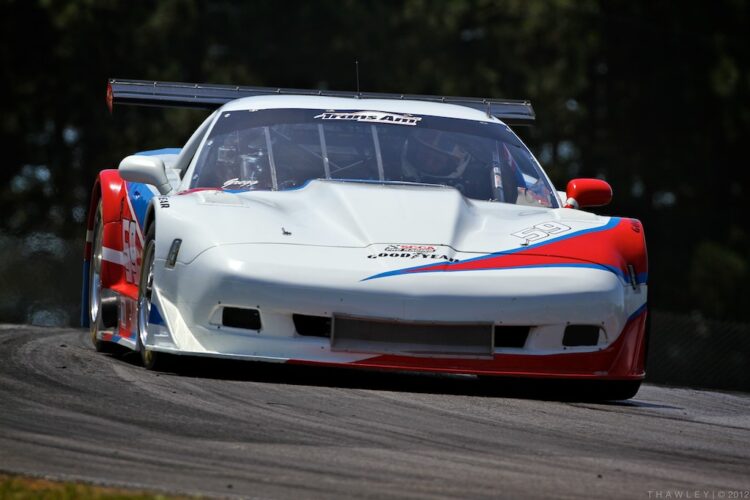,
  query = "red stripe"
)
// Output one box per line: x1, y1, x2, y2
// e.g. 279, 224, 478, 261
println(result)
406, 218, 647, 279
